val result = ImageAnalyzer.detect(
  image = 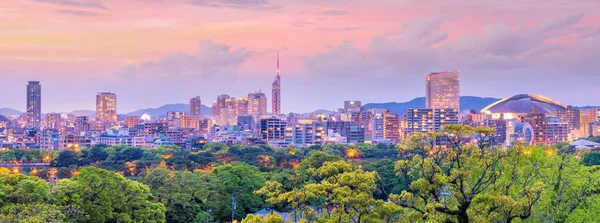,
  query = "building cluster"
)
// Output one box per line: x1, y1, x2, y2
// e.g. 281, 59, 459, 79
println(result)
1, 68, 599, 152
